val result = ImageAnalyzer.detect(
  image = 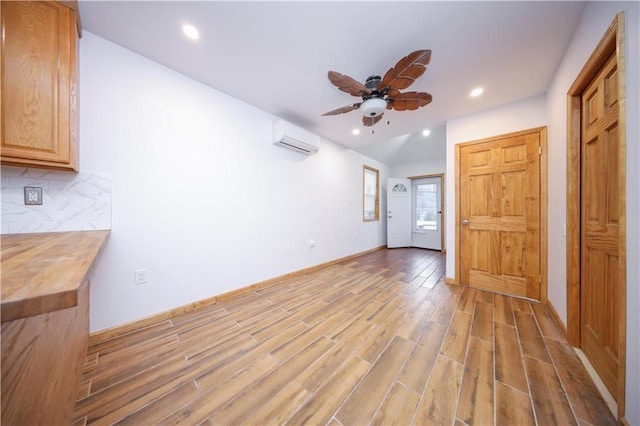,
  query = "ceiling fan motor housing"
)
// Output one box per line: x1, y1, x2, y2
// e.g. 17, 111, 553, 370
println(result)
365, 75, 382, 90
361, 75, 386, 117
